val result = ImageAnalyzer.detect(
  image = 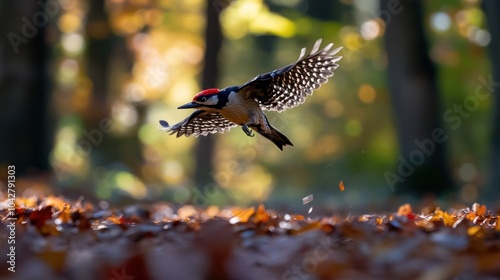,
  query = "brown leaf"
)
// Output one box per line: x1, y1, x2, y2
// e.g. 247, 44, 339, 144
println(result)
29, 206, 59, 235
